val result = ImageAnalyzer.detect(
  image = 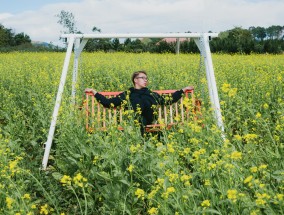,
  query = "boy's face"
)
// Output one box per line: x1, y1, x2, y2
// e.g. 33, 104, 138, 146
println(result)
134, 73, 148, 89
